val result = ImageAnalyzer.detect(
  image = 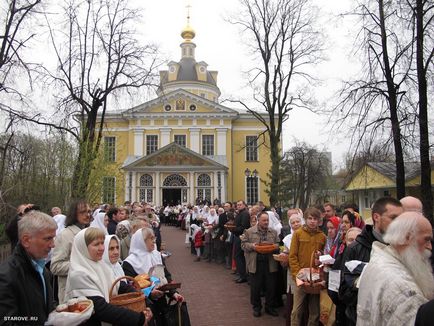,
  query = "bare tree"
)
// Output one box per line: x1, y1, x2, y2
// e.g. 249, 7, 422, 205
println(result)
401, 0, 434, 222
334, 0, 414, 199
280, 141, 330, 210
41, 0, 158, 199
229, 0, 323, 206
